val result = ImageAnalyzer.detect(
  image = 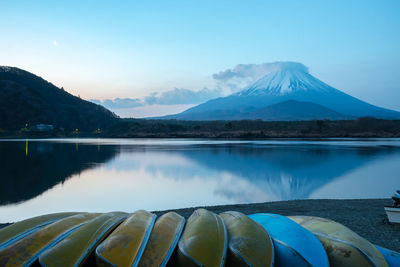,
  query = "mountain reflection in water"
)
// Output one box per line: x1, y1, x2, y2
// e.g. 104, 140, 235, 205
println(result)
0, 139, 399, 222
